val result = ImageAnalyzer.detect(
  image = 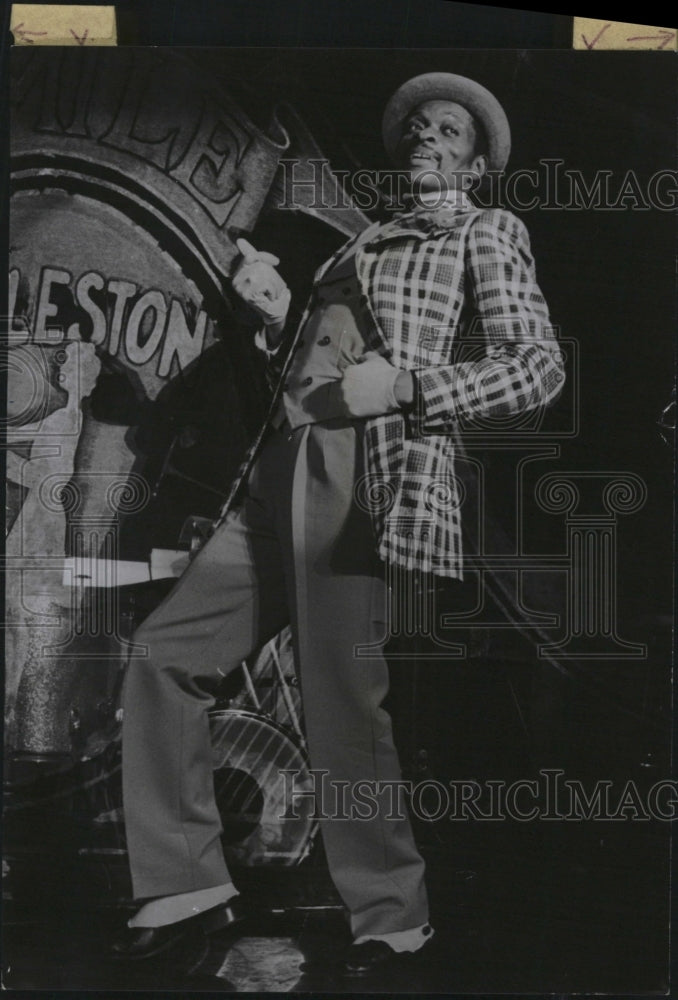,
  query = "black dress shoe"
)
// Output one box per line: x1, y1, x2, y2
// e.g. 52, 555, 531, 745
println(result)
111, 897, 248, 960
111, 921, 195, 960
201, 897, 248, 934
342, 940, 402, 976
